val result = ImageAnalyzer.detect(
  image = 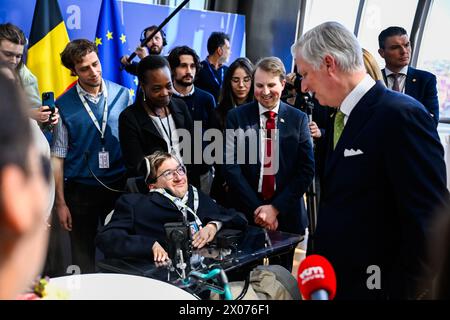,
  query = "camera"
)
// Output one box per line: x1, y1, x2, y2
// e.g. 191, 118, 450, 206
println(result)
42, 92, 56, 131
